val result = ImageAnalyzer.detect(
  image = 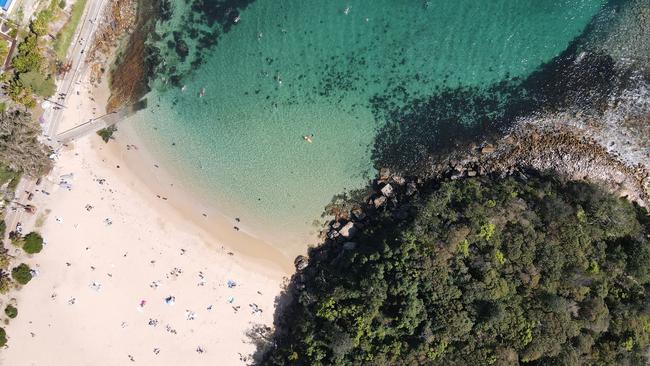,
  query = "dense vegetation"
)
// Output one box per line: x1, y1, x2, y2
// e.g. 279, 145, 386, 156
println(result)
263, 176, 650, 365
4, 0, 61, 107
0, 109, 52, 177
11, 263, 32, 285
21, 232, 44, 254
4, 304, 17, 319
